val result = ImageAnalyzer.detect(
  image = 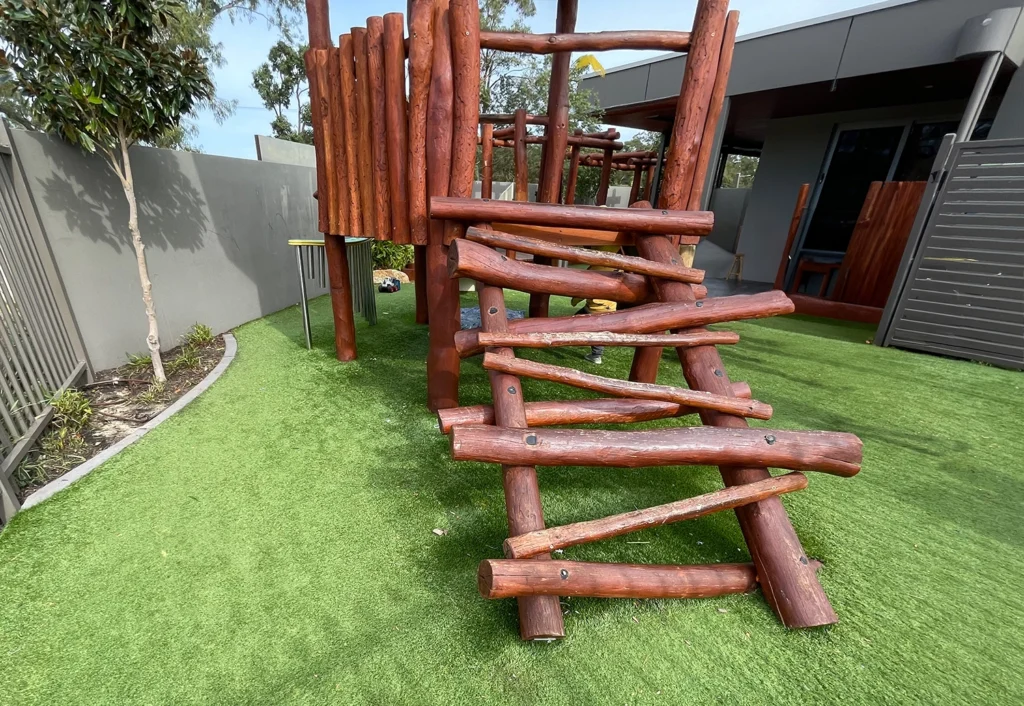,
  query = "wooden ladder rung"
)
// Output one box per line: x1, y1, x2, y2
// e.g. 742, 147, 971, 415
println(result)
450, 425, 864, 477
479, 560, 757, 599
436, 383, 752, 433
454, 290, 794, 357
465, 226, 706, 284
503, 473, 808, 558
482, 353, 773, 420
448, 238, 651, 303
476, 330, 738, 350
